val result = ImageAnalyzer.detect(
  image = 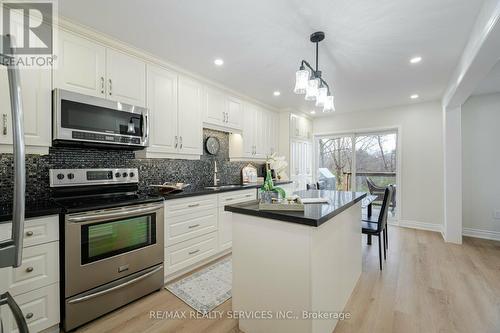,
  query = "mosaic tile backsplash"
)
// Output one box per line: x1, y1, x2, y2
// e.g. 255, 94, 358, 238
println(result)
0, 129, 264, 203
